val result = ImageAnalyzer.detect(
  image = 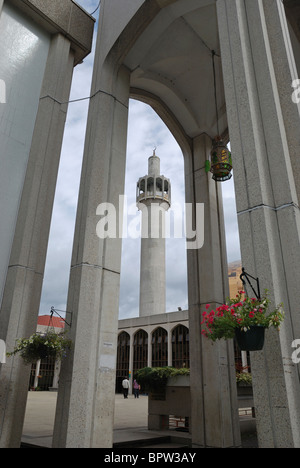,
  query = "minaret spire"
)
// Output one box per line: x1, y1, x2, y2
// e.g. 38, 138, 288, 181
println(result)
136, 151, 171, 317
